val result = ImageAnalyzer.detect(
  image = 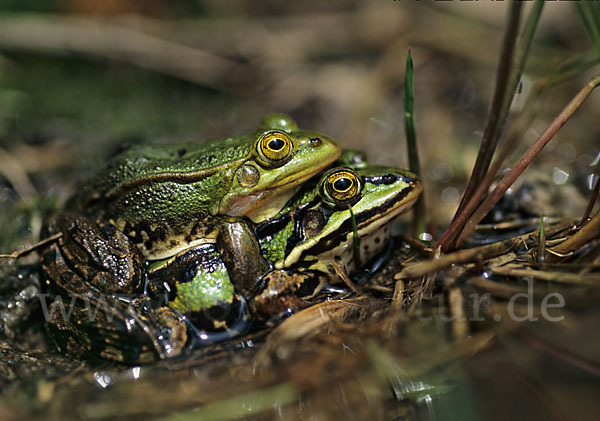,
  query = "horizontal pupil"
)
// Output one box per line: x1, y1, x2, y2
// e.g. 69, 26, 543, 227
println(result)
268, 138, 285, 151
334, 177, 352, 192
